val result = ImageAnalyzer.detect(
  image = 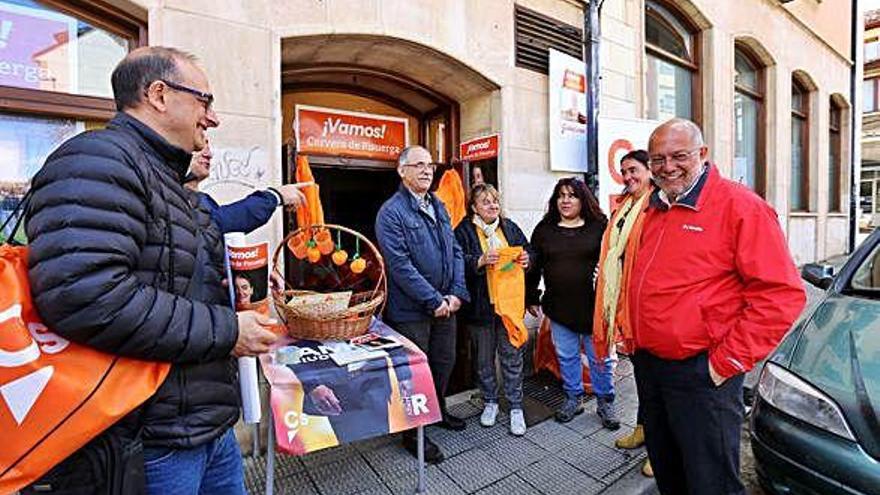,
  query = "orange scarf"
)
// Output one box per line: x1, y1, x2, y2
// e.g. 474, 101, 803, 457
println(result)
591, 188, 652, 358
